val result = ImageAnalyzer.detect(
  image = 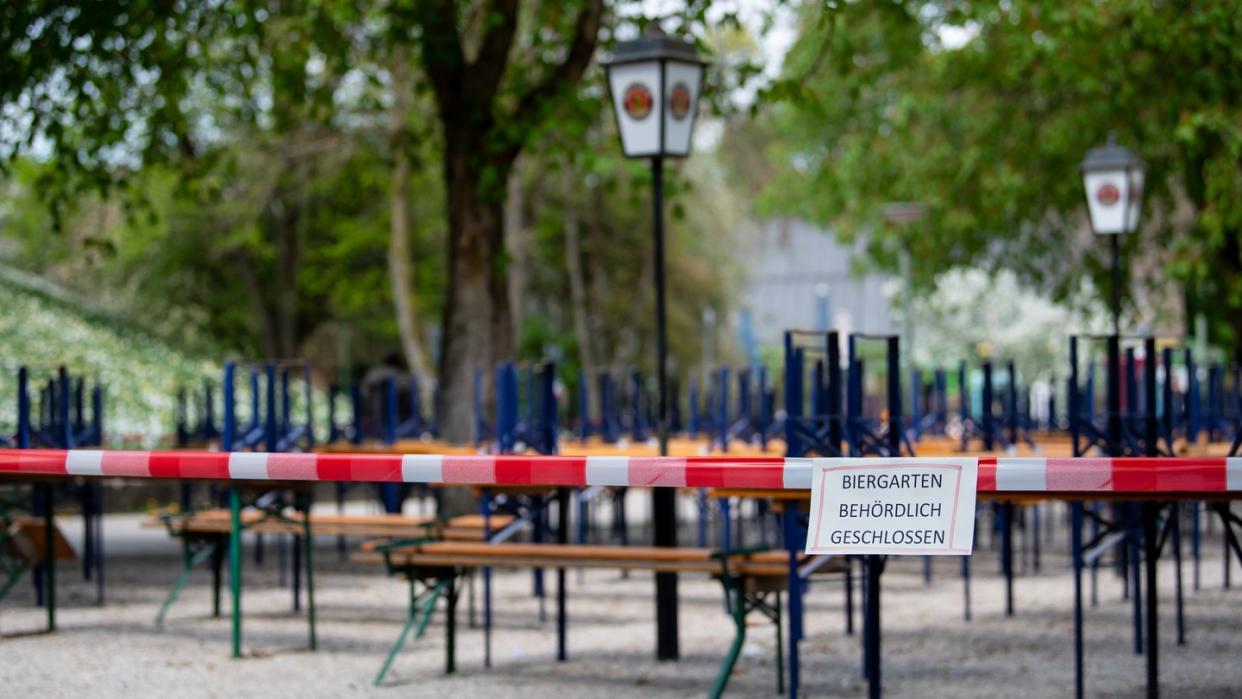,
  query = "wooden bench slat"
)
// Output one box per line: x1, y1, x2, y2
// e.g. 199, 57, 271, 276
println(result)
358, 542, 846, 578
416, 542, 722, 561
148, 509, 514, 539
